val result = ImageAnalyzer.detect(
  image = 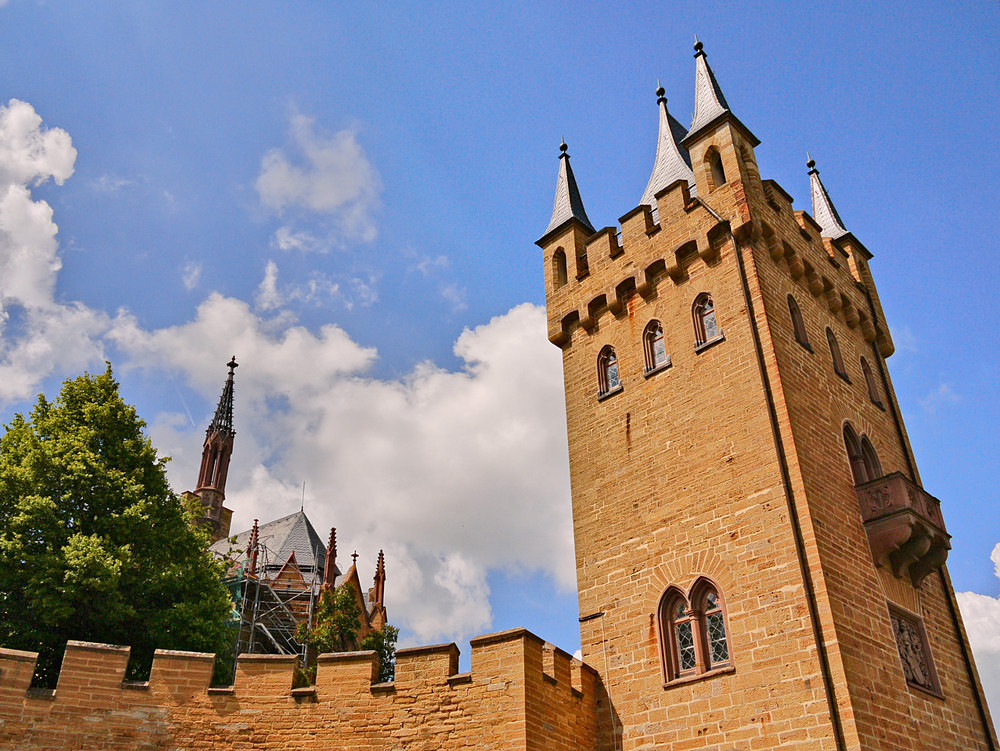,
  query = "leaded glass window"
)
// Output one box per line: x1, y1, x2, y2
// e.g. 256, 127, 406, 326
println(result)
673, 601, 696, 673
644, 321, 669, 372
693, 294, 721, 346
598, 346, 621, 397
704, 591, 729, 666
